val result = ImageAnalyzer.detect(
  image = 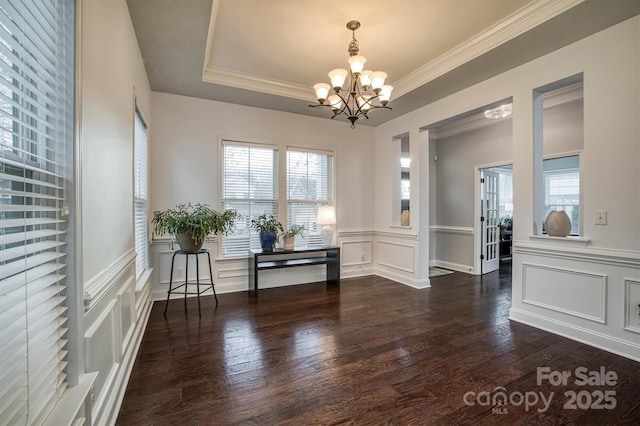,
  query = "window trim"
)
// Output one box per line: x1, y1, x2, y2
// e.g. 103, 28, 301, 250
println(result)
217, 139, 336, 258
542, 151, 582, 237
133, 99, 149, 280
218, 138, 280, 257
